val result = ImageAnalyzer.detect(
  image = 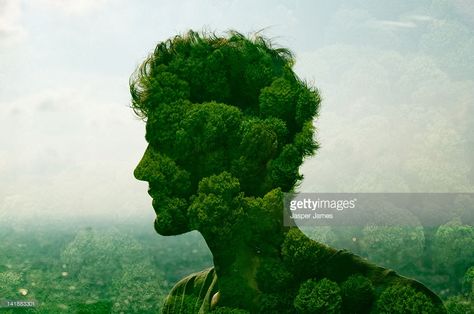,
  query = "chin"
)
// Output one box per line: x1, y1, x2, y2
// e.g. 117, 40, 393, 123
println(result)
153, 216, 191, 236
